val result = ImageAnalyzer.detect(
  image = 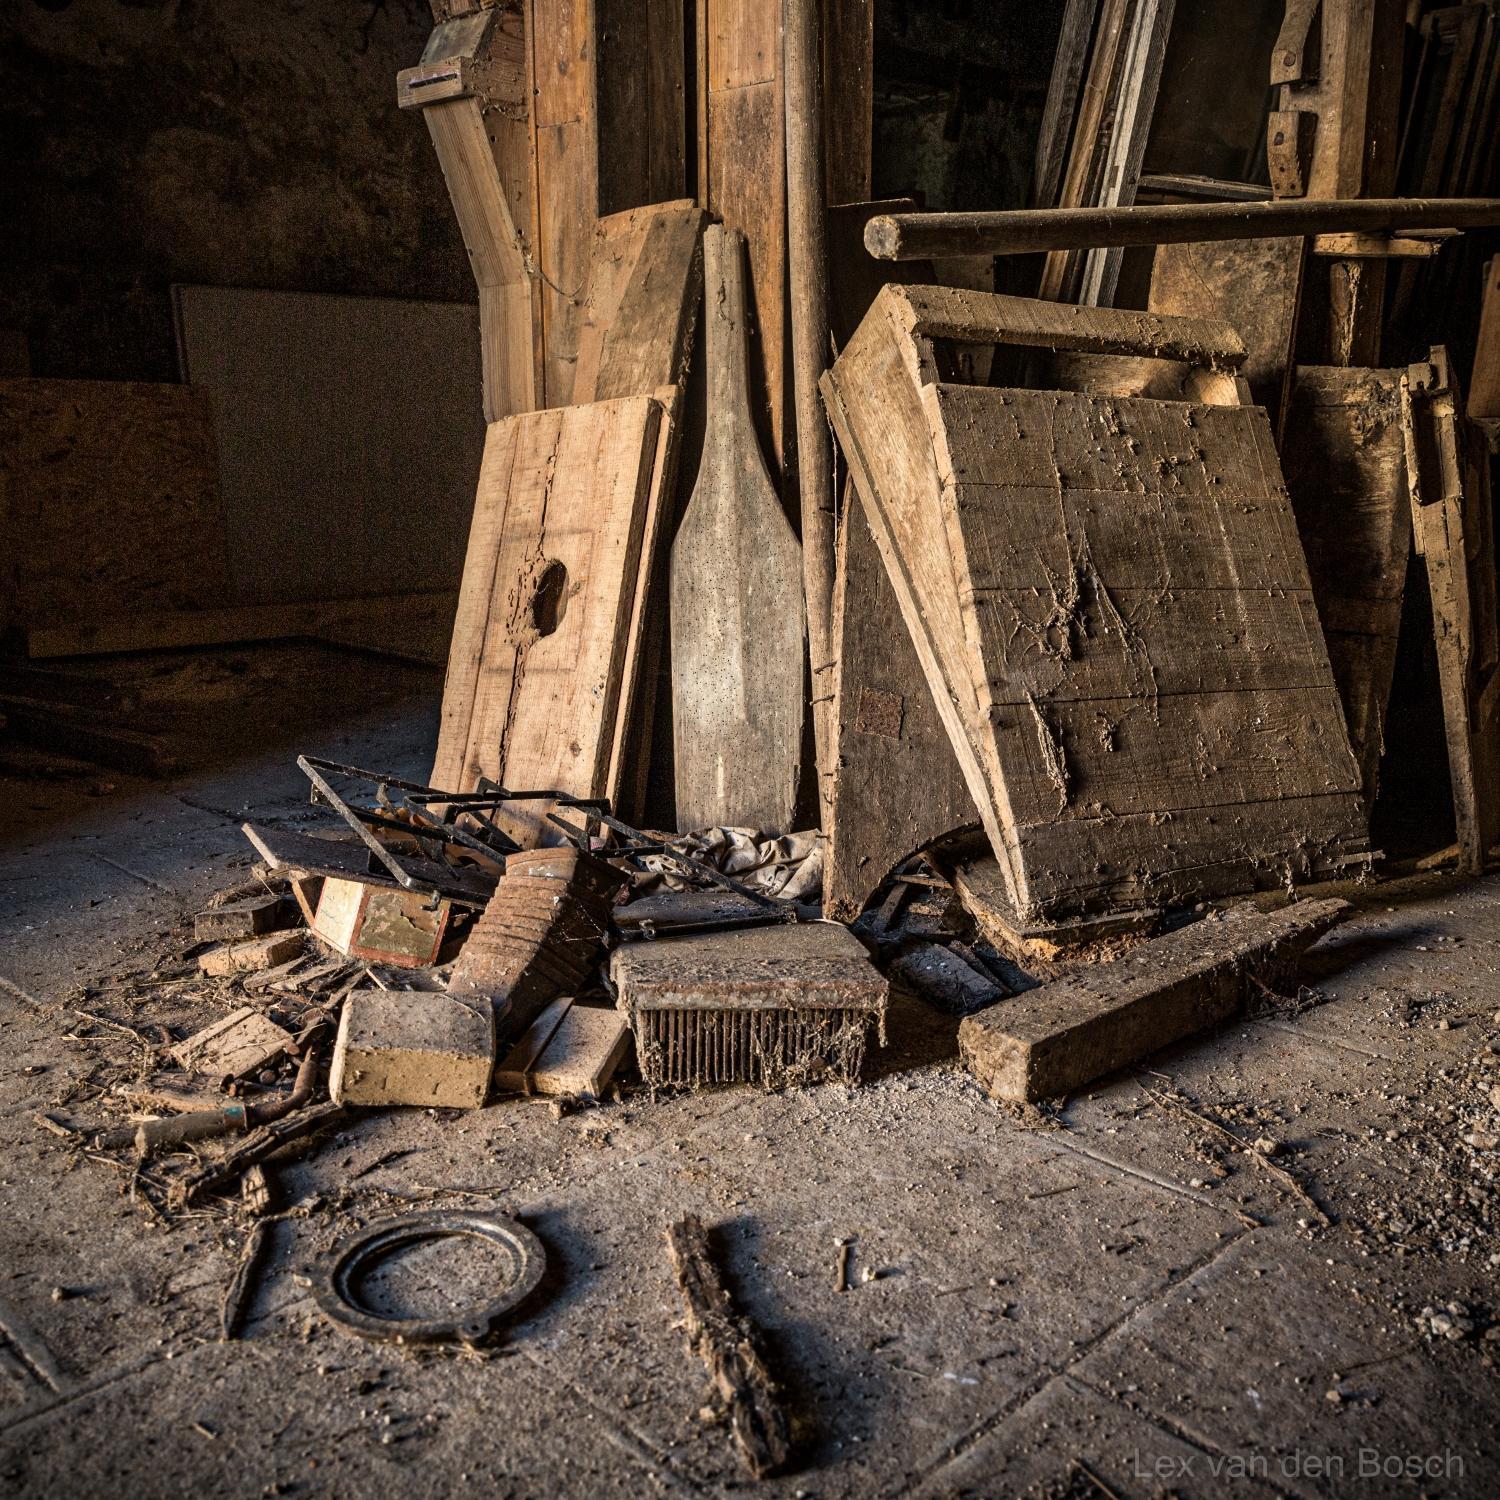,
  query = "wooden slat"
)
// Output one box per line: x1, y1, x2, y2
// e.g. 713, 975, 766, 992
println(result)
960, 898, 1350, 1102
